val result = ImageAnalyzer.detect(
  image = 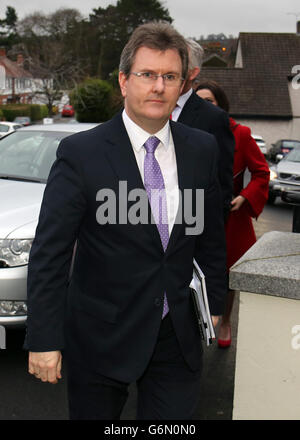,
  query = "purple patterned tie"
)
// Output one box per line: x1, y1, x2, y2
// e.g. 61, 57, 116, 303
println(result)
144, 136, 169, 318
